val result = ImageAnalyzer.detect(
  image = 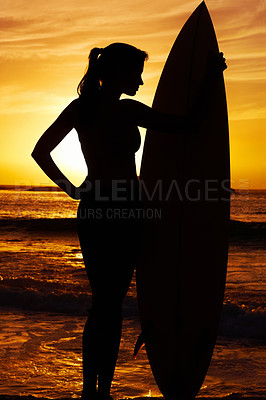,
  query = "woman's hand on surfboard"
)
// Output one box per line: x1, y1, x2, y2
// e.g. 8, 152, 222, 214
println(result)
217, 52, 227, 72
208, 52, 227, 77
185, 52, 227, 134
